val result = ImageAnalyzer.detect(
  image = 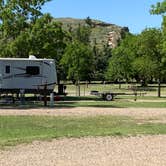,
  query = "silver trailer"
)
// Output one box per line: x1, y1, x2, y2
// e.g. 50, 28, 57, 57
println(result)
0, 55, 57, 94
